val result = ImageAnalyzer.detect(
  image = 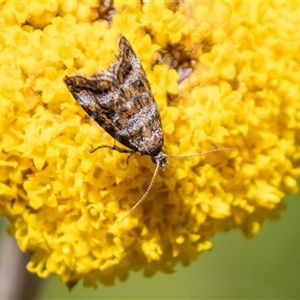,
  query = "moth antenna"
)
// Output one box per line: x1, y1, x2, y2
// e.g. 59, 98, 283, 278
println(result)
119, 162, 160, 222
167, 147, 236, 159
